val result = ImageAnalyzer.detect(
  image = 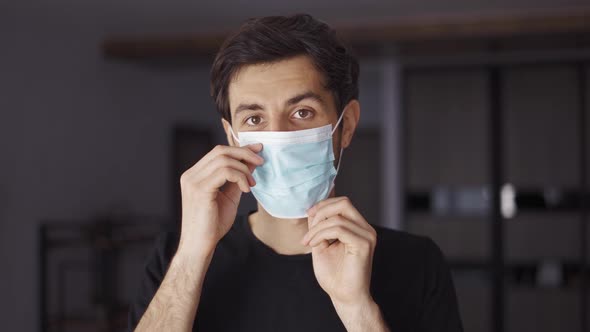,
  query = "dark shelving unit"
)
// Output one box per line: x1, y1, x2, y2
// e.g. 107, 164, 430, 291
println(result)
39, 217, 169, 332
403, 60, 589, 332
